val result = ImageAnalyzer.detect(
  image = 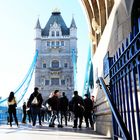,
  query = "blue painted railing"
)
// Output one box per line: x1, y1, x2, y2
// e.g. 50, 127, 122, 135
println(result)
109, 18, 140, 140
0, 106, 22, 124
96, 77, 131, 140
